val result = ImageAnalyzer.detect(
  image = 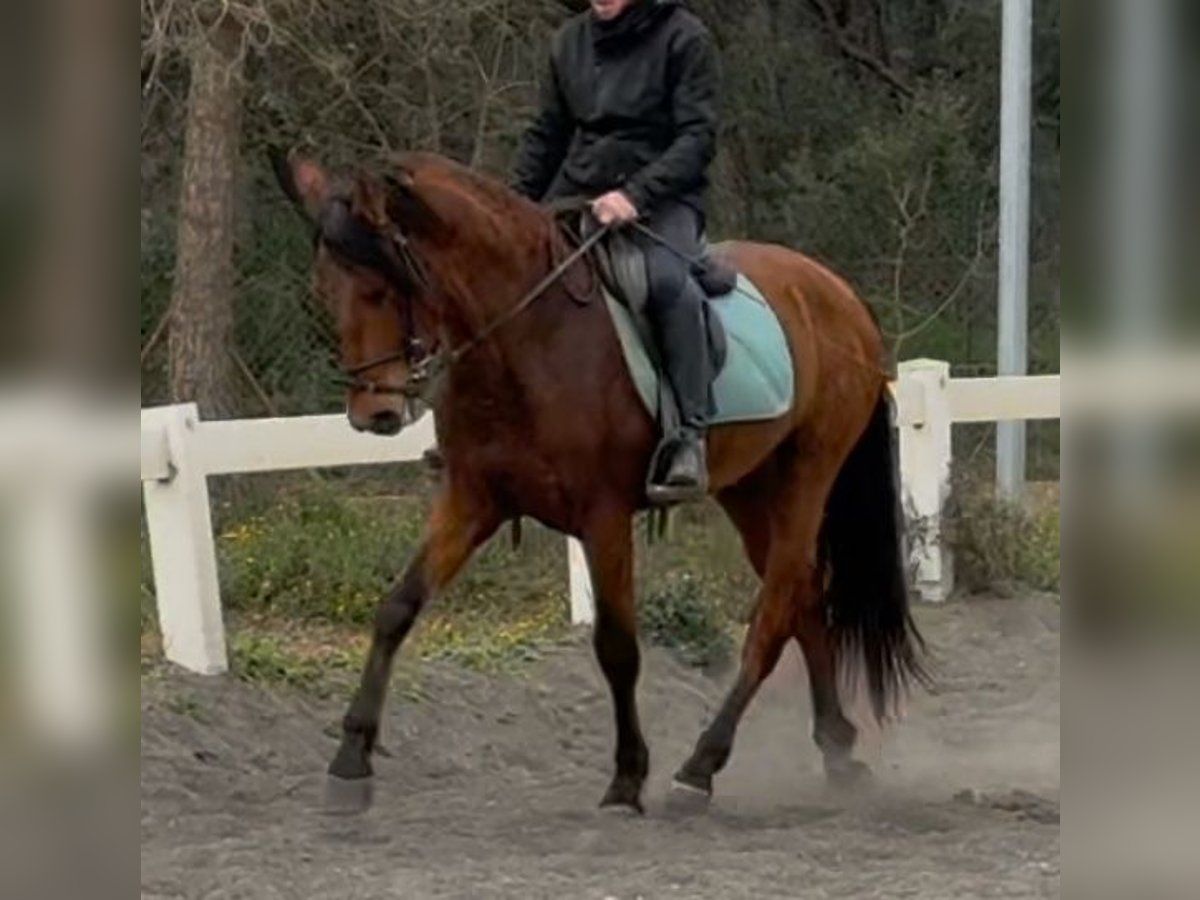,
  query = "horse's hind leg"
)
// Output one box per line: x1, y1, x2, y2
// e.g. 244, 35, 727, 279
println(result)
672, 459, 826, 798
705, 473, 867, 786
671, 579, 791, 798
581, 507, 649, 813
793, 589, 871, 787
